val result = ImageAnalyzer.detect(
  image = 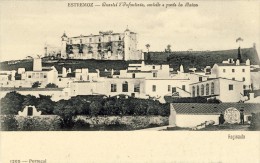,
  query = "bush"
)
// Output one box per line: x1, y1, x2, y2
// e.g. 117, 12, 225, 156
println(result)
32, 81, 41, 88
45, 83, 58, 88
17, 116, 61, 131
90, 101, 102, 116
0, 115, 18, 131
72, 119, 91, 130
